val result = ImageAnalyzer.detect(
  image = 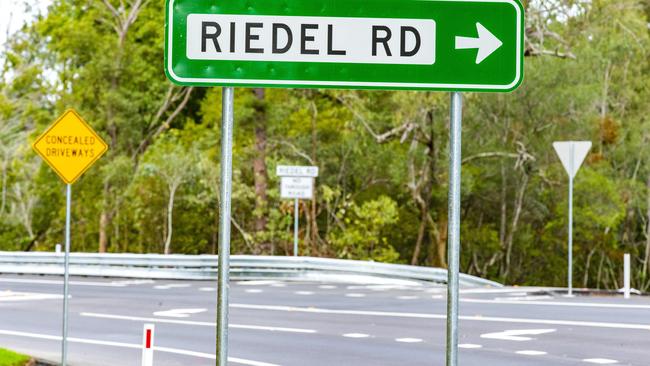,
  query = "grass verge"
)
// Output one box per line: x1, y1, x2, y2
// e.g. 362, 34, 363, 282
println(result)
0, 348, 31, 366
